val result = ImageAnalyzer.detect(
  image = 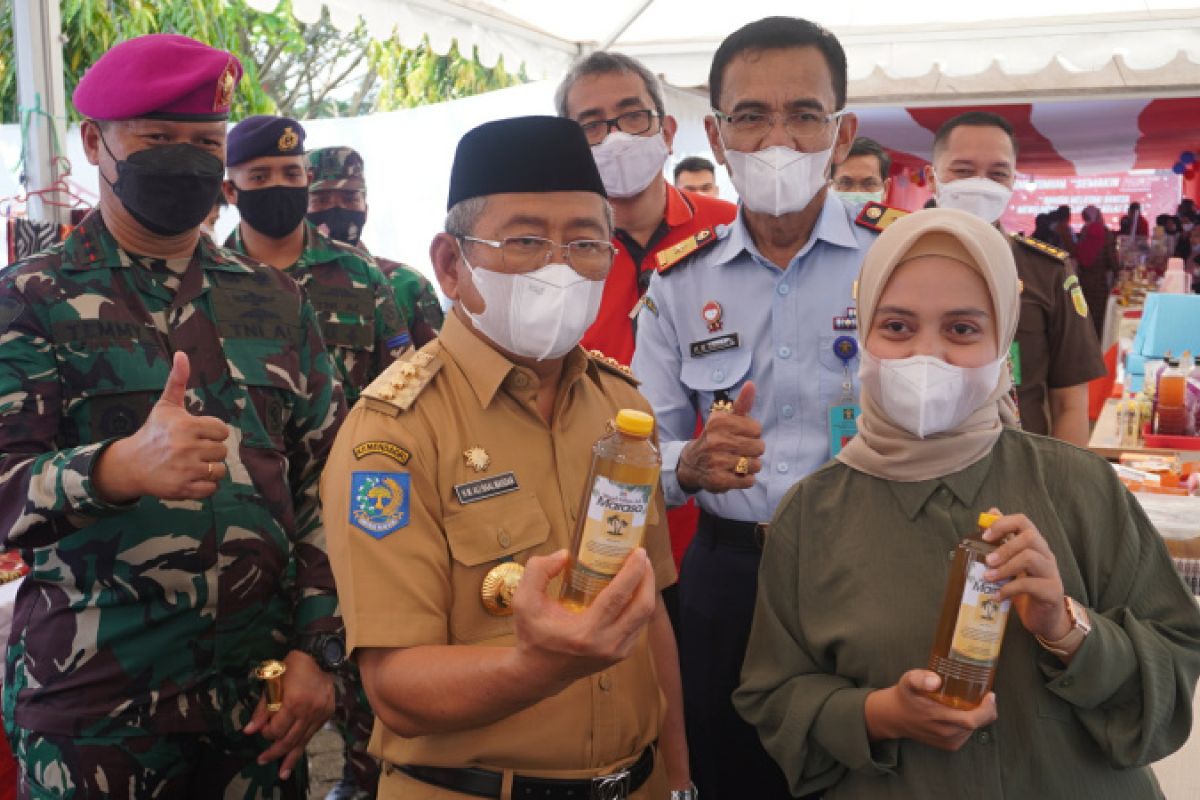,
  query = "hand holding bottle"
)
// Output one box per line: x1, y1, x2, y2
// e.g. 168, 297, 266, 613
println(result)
864, 670, 997, 751
980, 509, 1071, 642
